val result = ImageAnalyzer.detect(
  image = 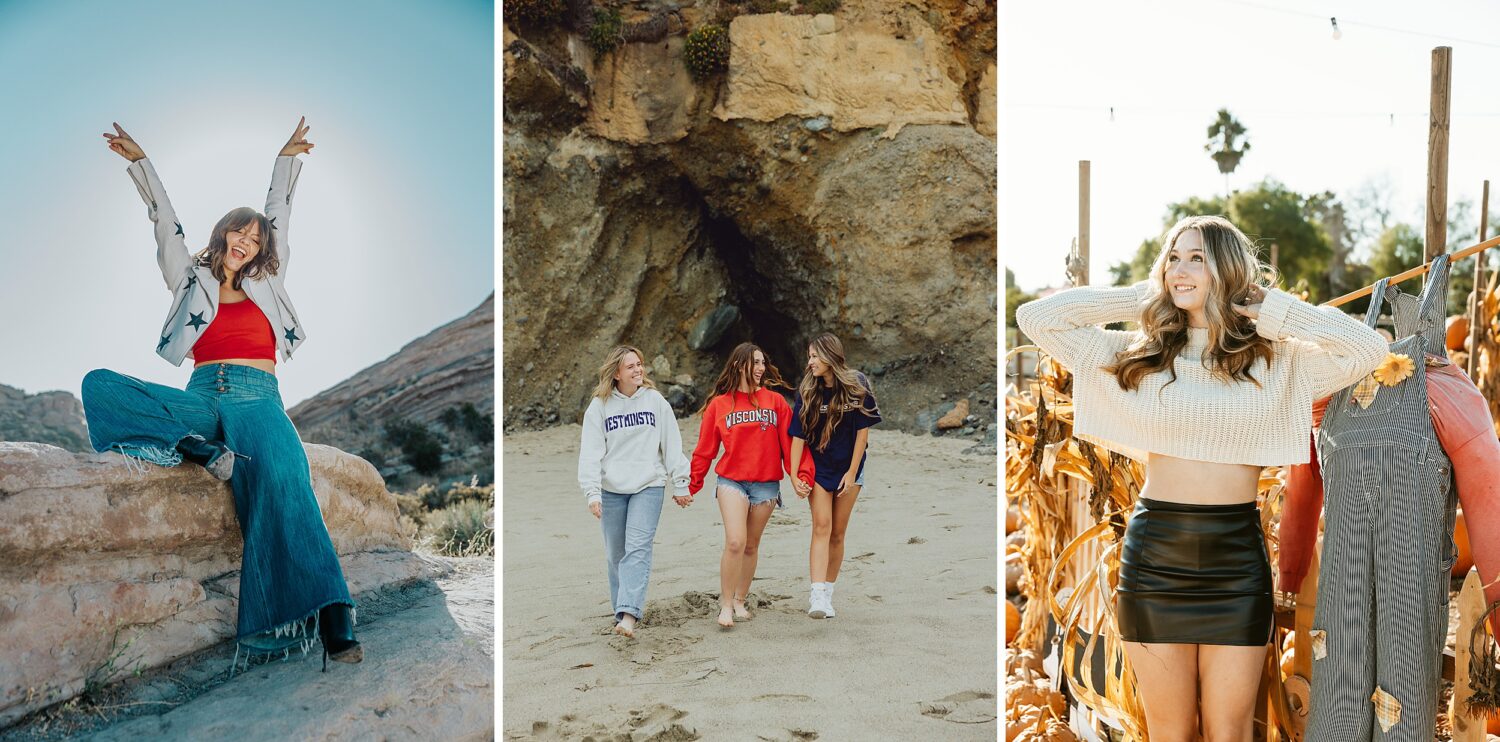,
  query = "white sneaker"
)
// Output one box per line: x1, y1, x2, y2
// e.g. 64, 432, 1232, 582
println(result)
824, 586, 836, 619
808, 585, 828, 619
